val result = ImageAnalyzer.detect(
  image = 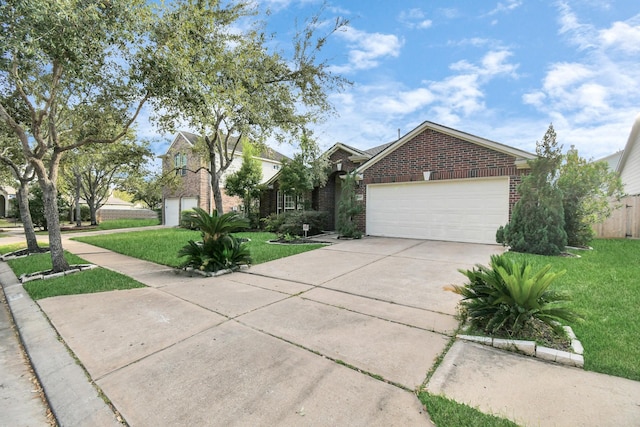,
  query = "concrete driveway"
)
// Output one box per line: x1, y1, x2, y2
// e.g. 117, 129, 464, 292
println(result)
38, 237, 503, 426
